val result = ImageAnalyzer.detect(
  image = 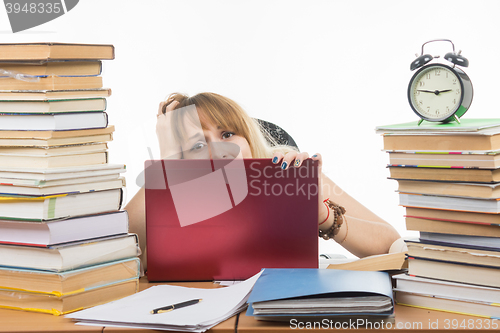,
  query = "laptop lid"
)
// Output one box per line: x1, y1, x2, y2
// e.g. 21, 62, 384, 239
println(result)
145, 158, 319, 281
